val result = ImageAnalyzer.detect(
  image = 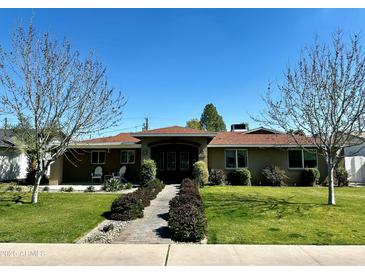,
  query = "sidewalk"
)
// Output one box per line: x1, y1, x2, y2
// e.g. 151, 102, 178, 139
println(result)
0, 243, 364, 266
